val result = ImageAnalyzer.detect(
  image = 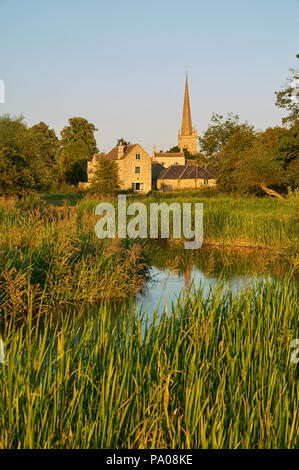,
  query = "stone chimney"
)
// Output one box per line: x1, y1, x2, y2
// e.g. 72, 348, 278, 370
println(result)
118, 140, 125, 159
